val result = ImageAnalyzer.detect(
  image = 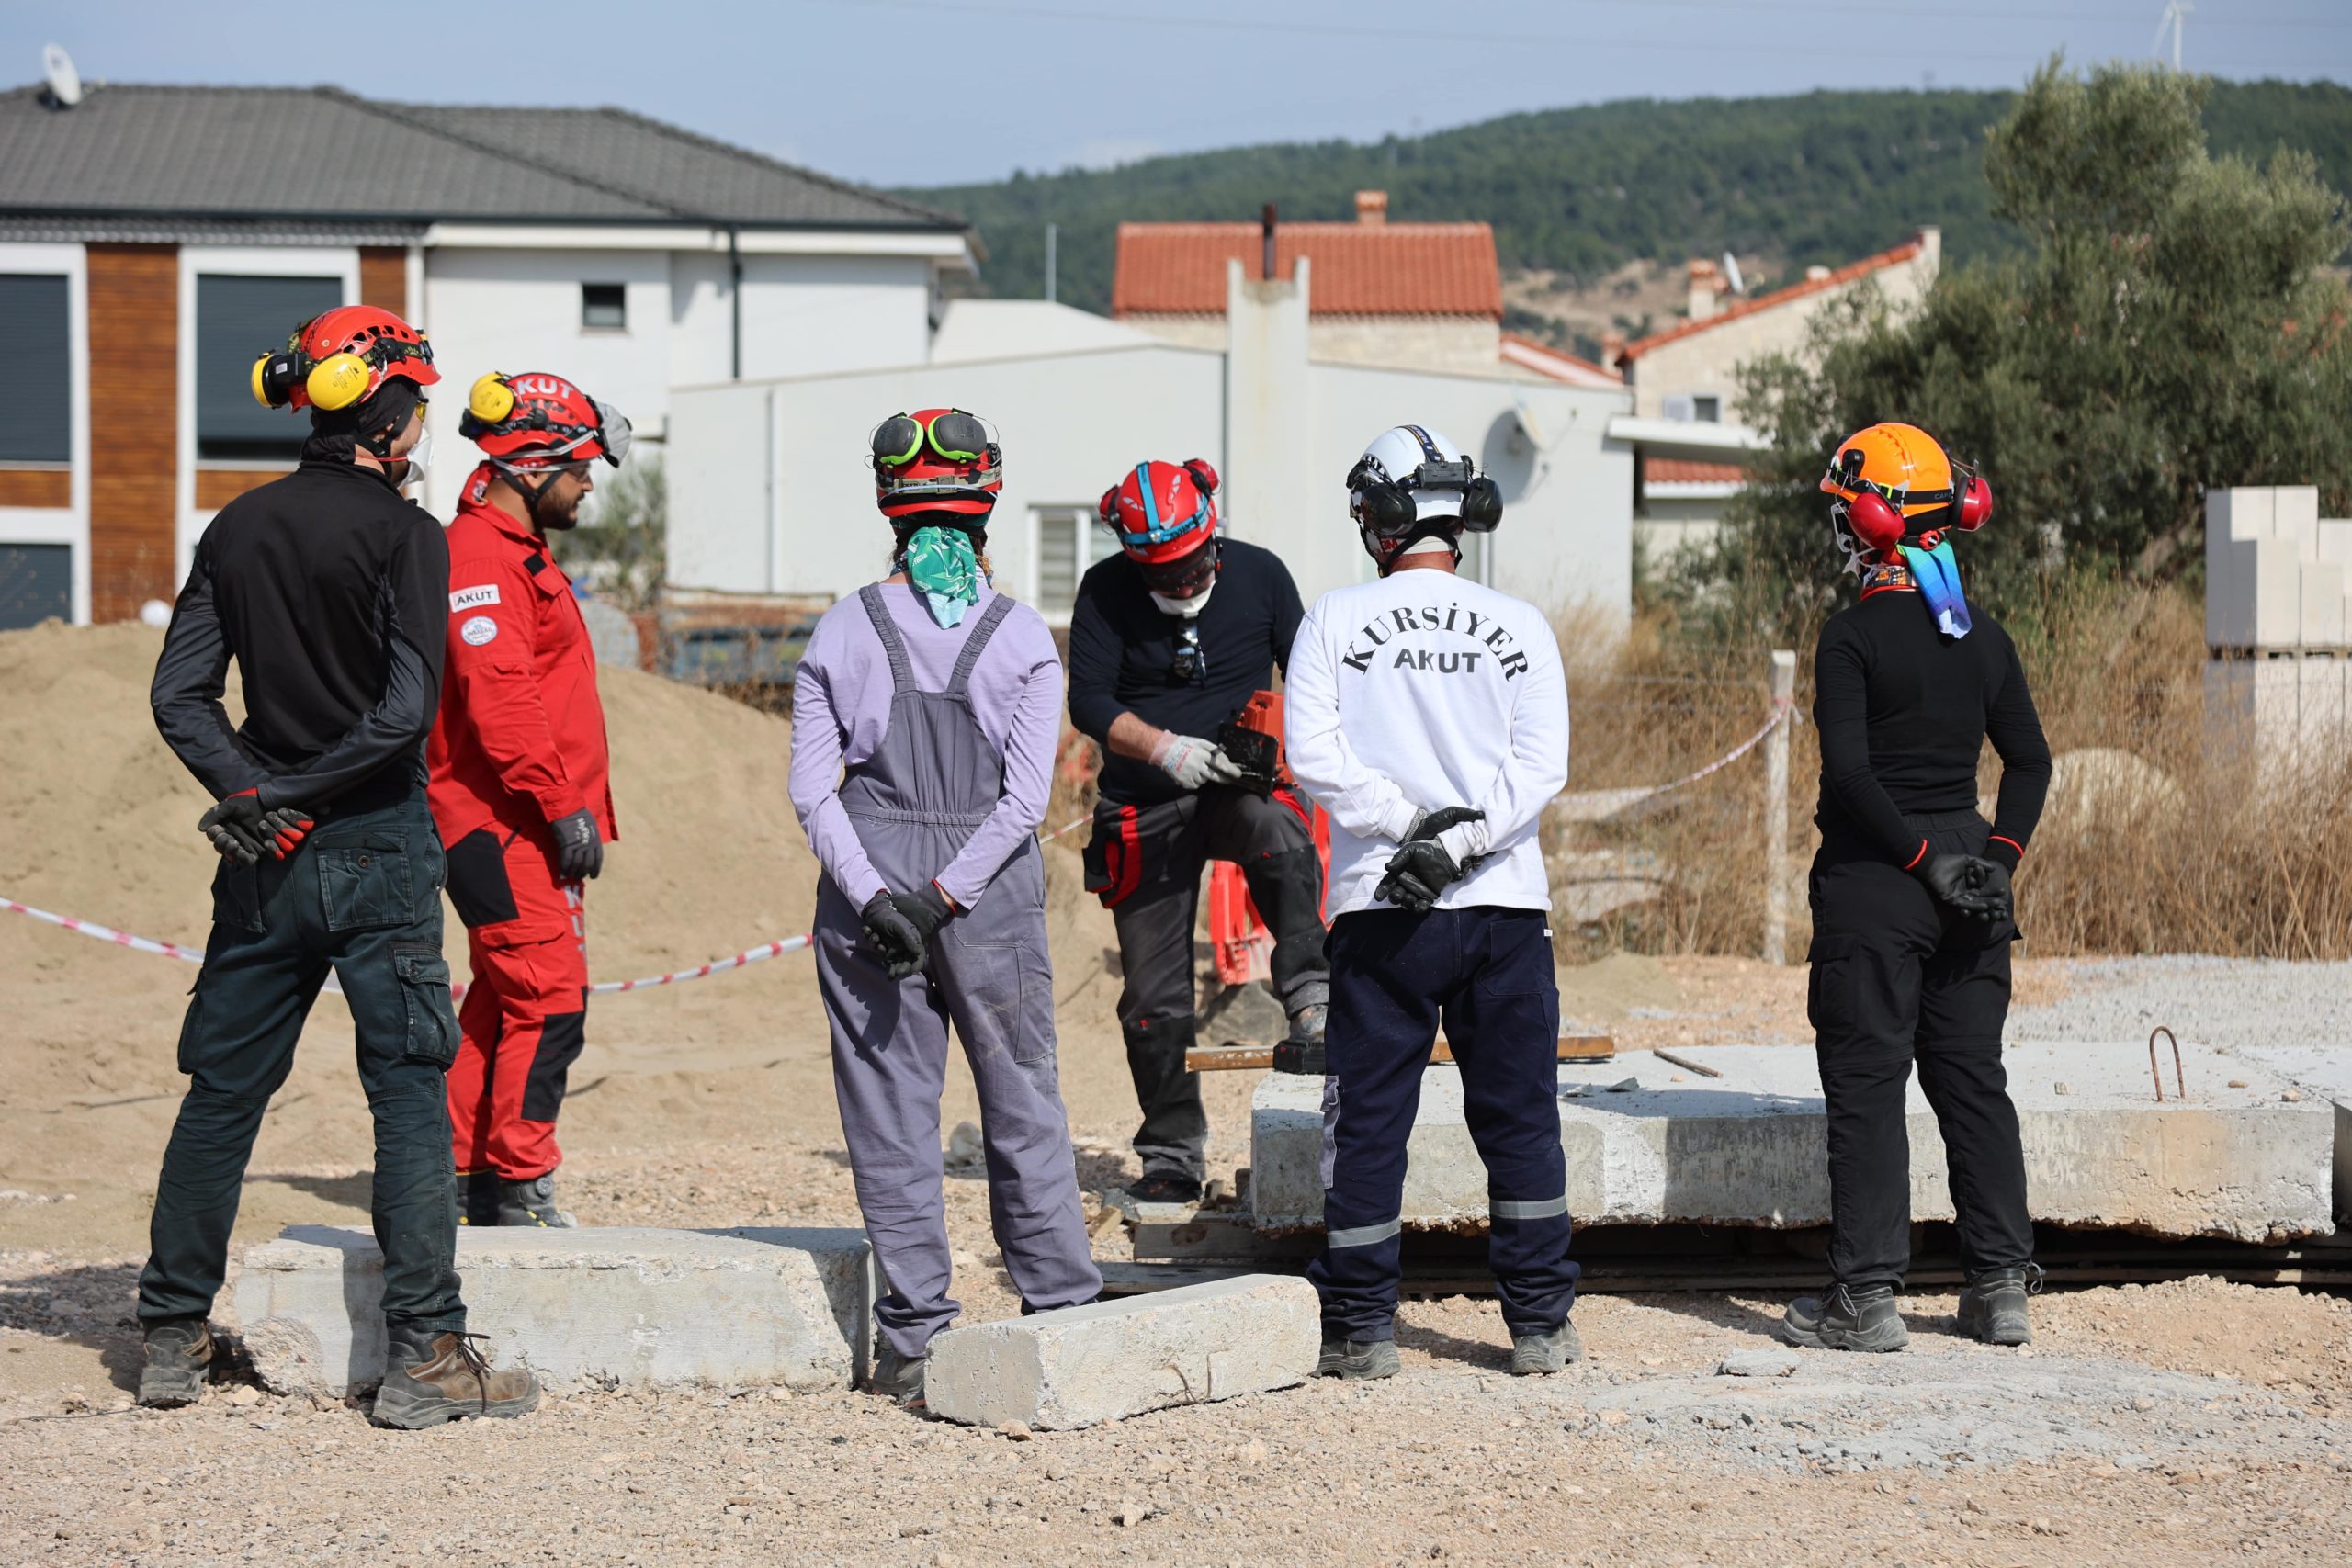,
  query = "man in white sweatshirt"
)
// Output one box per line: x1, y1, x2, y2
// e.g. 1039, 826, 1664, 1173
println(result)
1283, 423, 1577, 1380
